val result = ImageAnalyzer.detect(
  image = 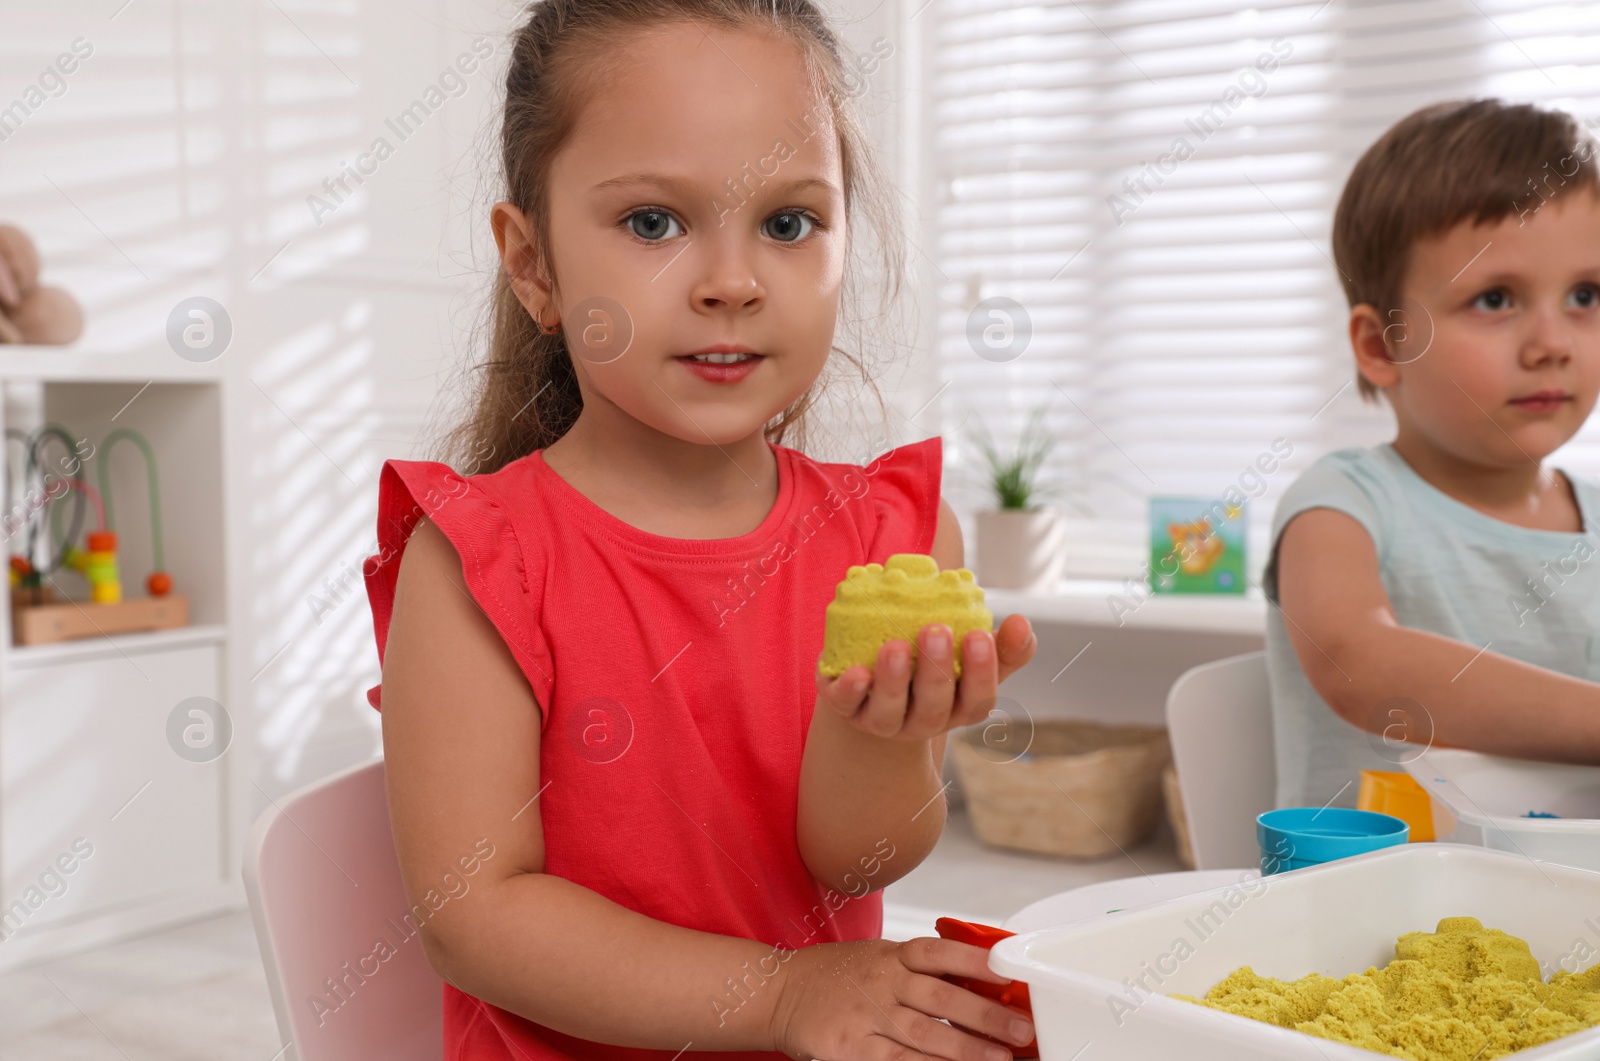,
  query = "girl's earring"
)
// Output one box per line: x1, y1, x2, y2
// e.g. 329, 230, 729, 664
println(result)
535, 305, 561, 336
